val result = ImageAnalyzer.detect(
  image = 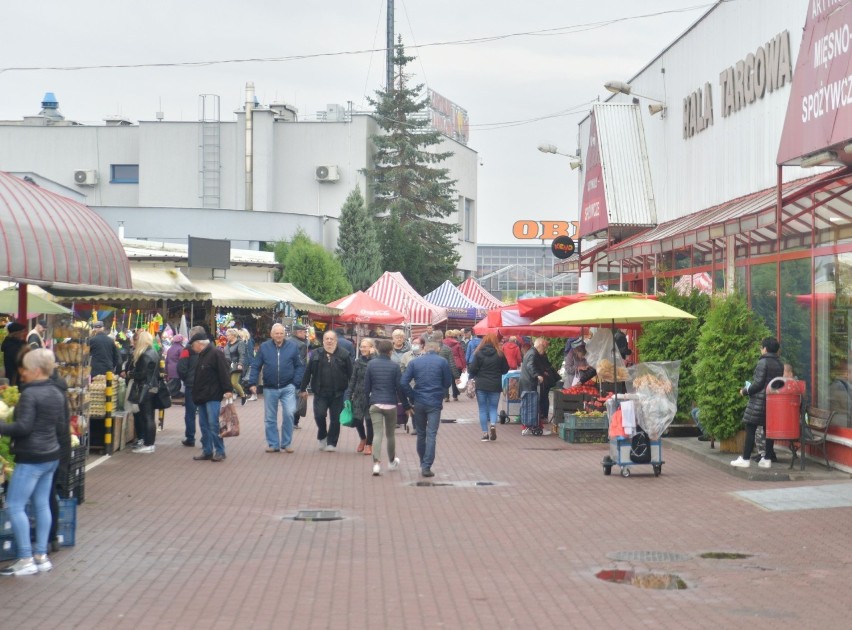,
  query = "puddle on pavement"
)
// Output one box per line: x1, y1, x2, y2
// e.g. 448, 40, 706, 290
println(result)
595, 569, 688, 590
699, 552, 753, 560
